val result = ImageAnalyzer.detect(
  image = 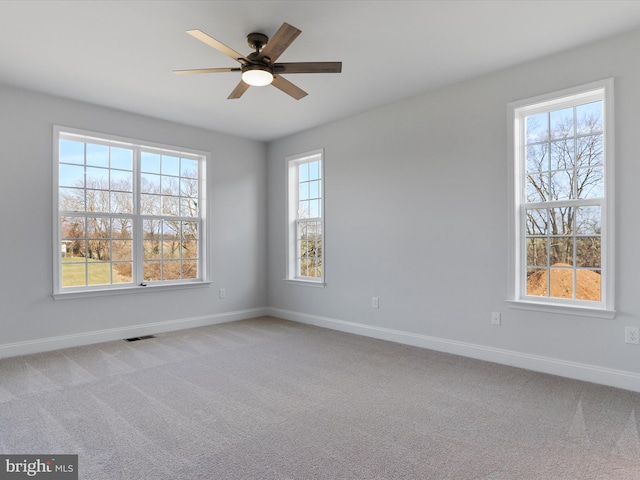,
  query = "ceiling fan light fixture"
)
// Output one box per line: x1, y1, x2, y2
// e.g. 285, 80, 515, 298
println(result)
241, 64, 274, 86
